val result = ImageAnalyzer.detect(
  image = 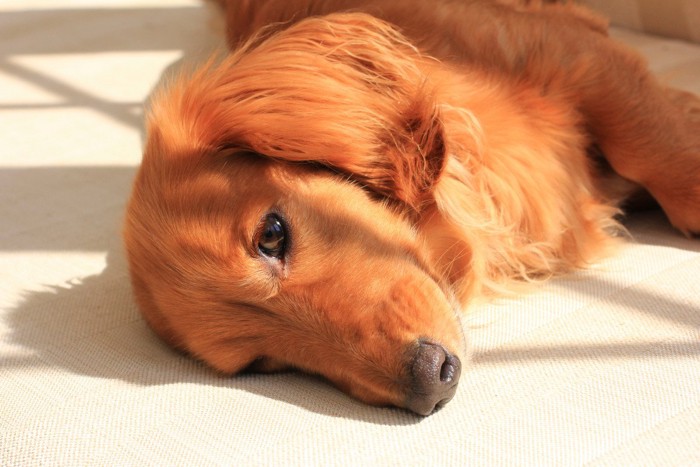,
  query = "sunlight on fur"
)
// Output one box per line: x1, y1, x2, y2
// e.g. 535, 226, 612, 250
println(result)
124, 0, 700, 415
